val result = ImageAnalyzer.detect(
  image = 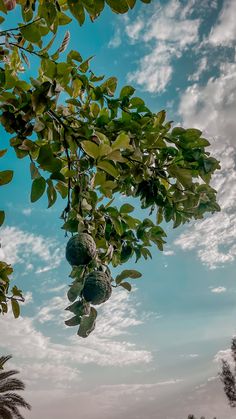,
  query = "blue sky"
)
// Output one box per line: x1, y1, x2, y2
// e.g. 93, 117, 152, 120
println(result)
1, 0, 236, 418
